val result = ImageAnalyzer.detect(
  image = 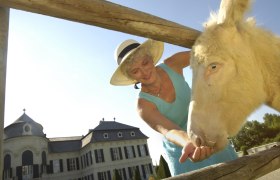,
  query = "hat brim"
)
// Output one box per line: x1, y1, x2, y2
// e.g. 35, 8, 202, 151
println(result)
110, 39, 164, 86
